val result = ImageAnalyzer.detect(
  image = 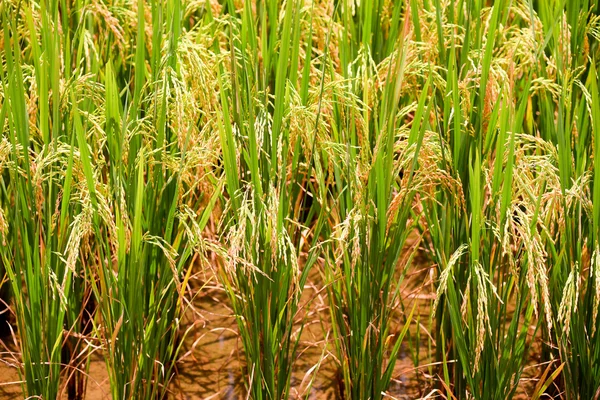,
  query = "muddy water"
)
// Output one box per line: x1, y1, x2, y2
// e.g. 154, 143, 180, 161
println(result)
0, 356, 21, 398
171, 265, 430, 400
171, 276, 343, 399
